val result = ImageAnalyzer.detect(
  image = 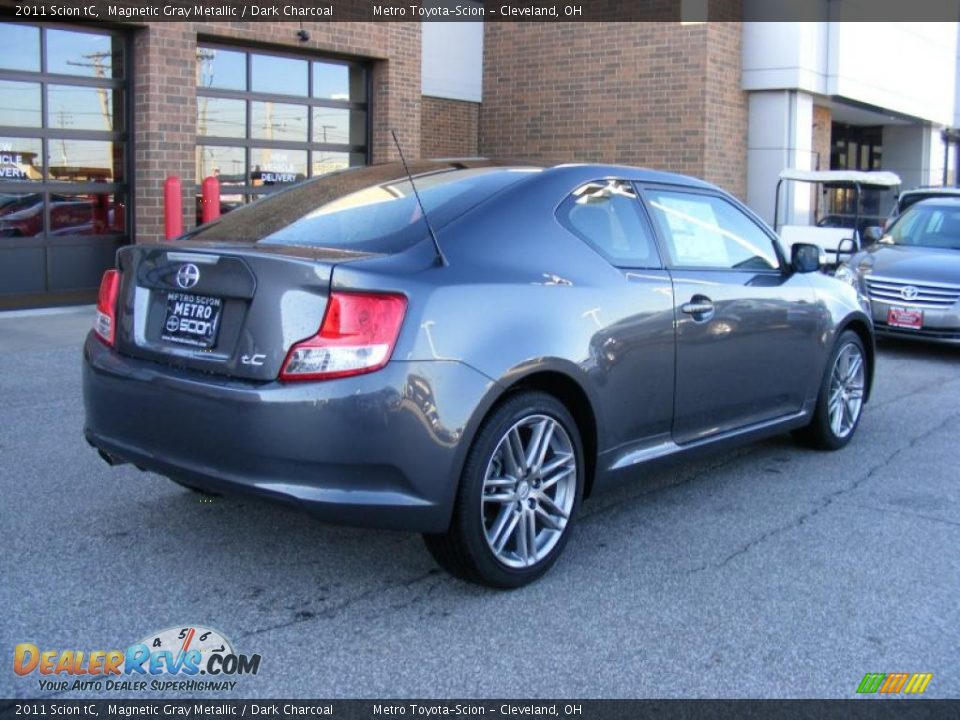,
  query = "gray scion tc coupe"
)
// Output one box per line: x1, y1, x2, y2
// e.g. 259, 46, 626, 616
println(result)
83, 160, 875, 587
